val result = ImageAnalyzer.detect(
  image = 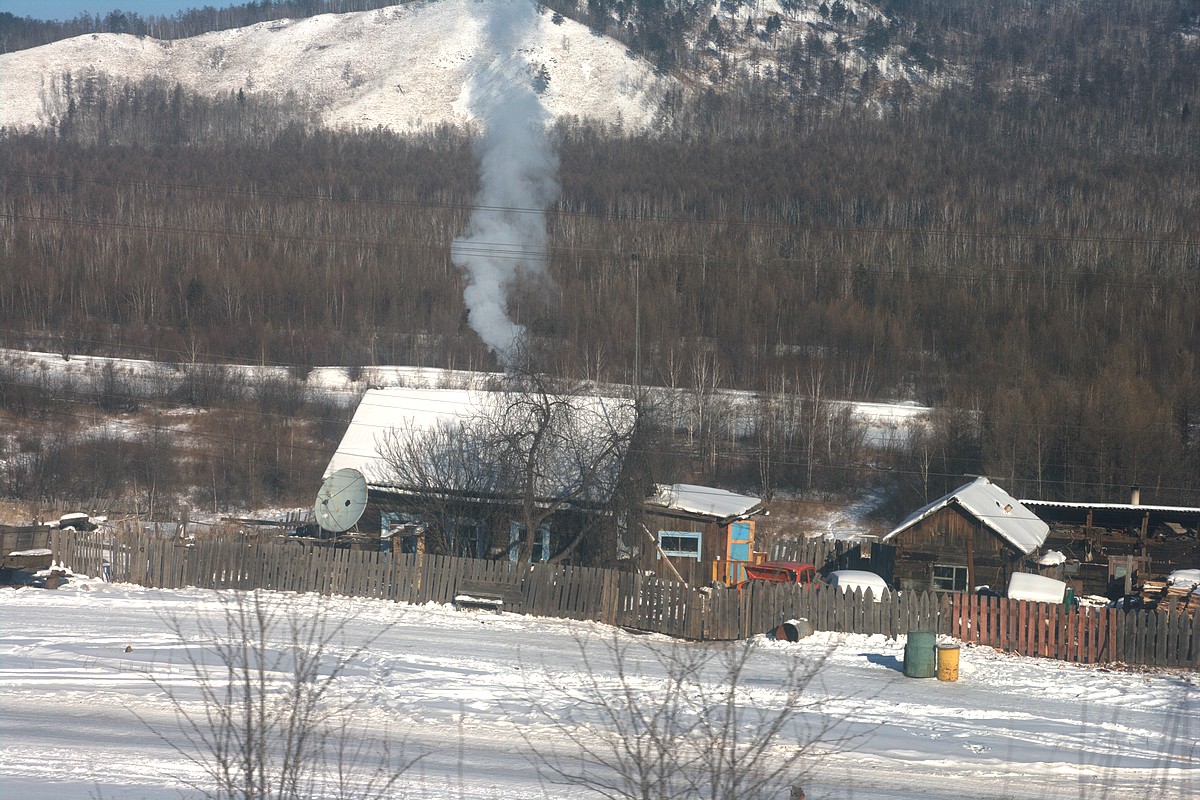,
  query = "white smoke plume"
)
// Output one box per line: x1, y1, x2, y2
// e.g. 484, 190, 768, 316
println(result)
451, 0, 559, 366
